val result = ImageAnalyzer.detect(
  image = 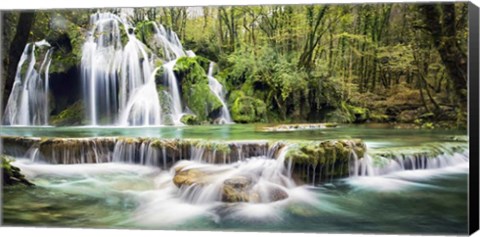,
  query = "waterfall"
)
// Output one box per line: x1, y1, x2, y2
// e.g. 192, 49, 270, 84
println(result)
81, 12, 192, 126
152, 22, 185, 61
174, 145, 294, 204
350, 143, 469, 177
163, 60, 184, 125
82, 12, 164, 126
3, 40, 53, 126
2, 11, 232, 127
118, 68, 162, 126
207, 62, 233, 124
81, 12, 125, 125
